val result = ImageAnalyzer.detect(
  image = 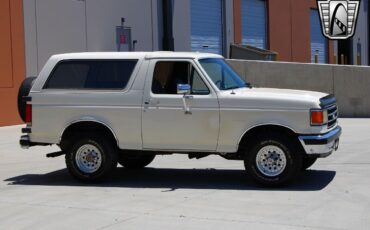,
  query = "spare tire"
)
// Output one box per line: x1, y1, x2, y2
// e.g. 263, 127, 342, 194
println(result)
18, 77, 36, 122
